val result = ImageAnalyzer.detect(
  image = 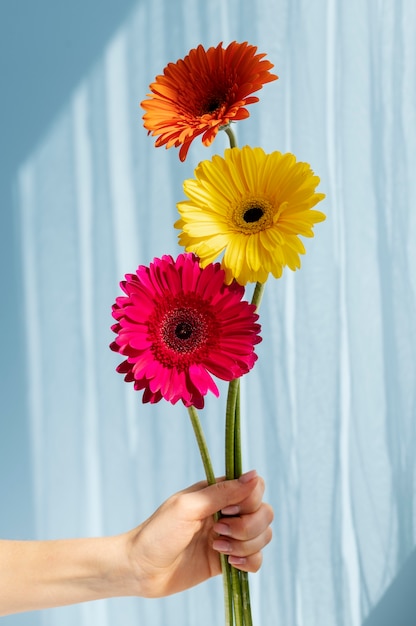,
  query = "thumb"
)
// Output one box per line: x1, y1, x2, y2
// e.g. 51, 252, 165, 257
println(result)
186, 470, 258, 520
